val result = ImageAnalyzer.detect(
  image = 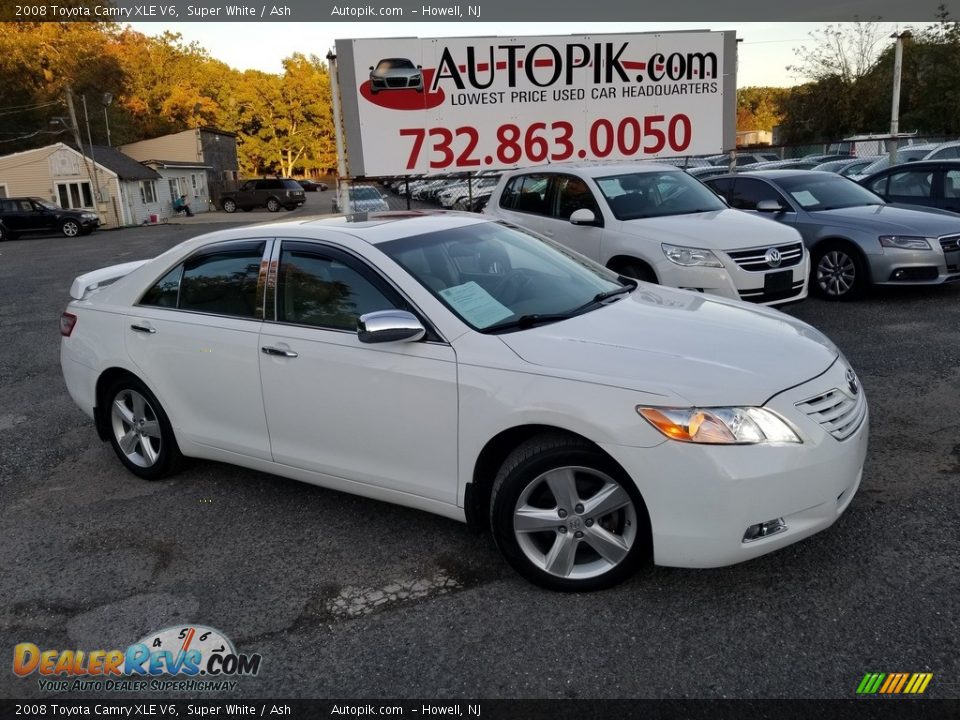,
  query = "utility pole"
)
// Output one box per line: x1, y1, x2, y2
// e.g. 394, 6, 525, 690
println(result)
889, 31, 911, 165
65, 86, 99, 212
81, 94, 103, 205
